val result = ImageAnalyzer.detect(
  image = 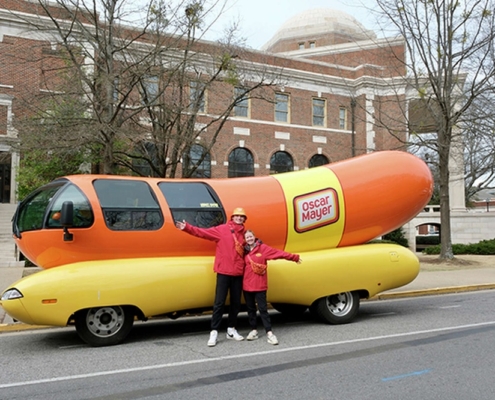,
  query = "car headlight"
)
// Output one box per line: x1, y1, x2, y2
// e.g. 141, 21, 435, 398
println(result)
1, 289, 23, 300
